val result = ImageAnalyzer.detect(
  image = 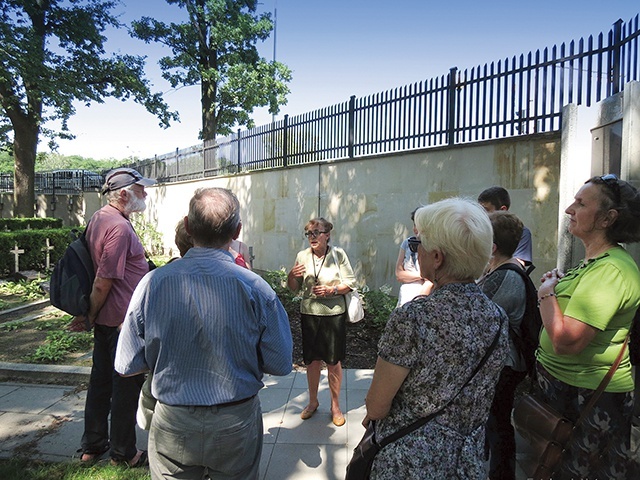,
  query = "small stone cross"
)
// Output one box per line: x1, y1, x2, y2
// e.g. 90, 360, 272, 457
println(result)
42, 238, 54, 270
10, 243, 25, 273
